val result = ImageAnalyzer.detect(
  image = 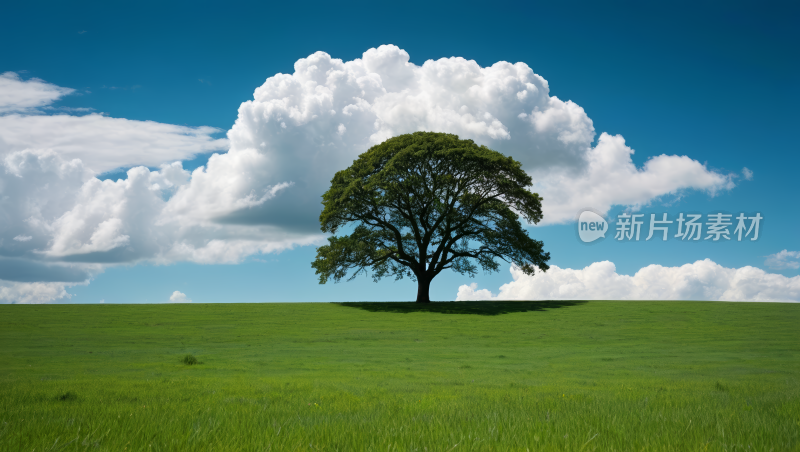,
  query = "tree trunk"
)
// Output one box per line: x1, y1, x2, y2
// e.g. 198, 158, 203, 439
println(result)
416, 275, 431, 303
